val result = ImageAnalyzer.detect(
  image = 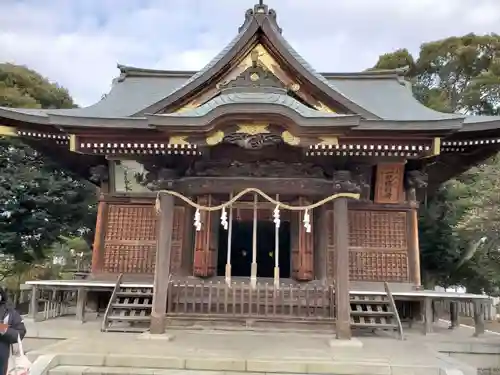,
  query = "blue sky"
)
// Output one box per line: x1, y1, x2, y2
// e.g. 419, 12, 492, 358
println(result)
1, 0, 499, 106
